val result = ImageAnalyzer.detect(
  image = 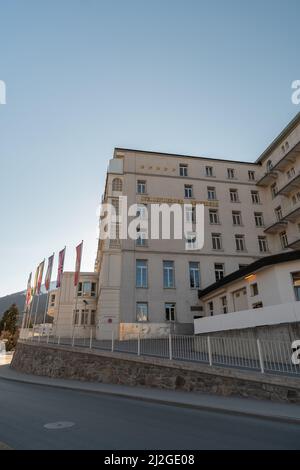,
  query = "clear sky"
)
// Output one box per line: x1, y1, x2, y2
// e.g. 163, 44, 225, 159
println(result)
0, 0, 300, 297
